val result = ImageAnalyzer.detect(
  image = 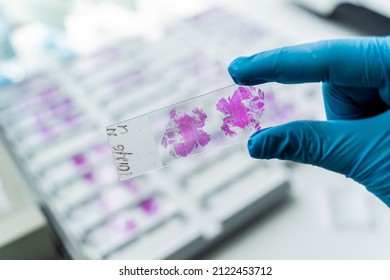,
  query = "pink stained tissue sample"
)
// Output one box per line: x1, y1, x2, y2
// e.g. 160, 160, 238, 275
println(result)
161, 108, 211, 158
139, 198, 158, 215
109, 217, 137, 238
72, 154, 86, 166
216, 86, 265, 137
